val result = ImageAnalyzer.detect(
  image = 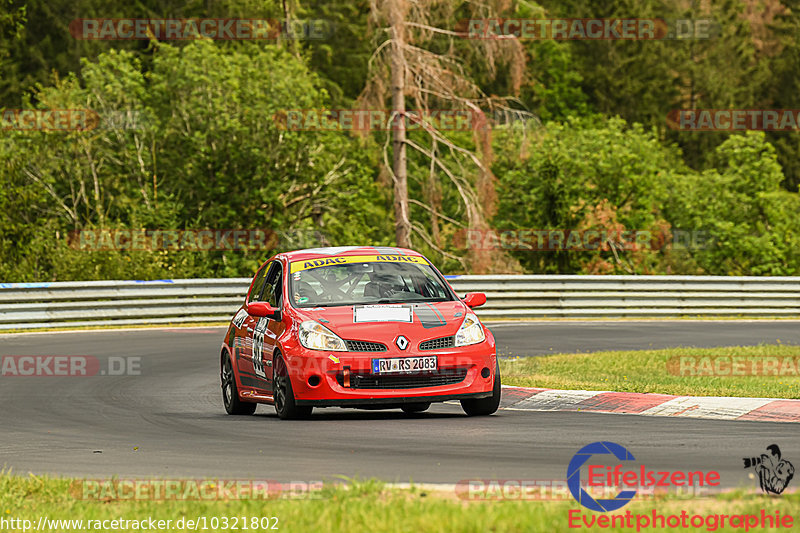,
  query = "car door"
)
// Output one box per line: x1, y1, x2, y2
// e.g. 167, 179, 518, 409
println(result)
247, 260, 284, 392
233, 262, 271, 391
